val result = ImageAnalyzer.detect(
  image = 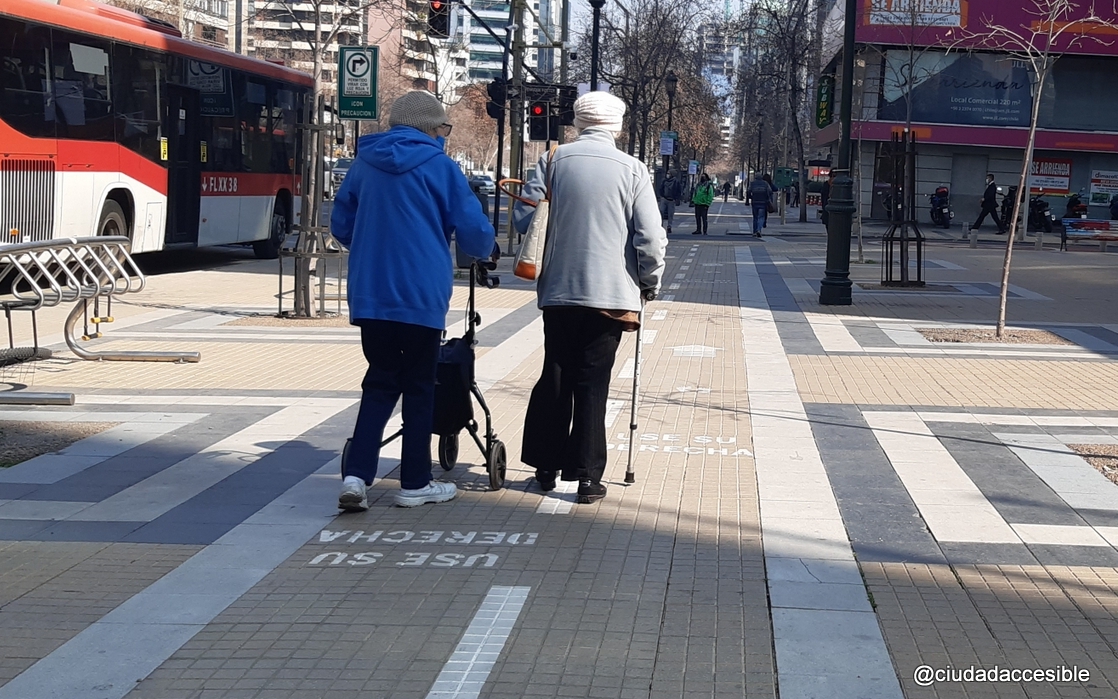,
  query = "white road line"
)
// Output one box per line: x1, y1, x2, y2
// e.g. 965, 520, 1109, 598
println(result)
0, 456, 345, 699
802, 313, 862, 353
604, 399, 625, 429
69, 401, 355, 522
864, 411, 1020, 544
426, 586, 531, 699
535, 480, 577, 515
736, 246, 902, 699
